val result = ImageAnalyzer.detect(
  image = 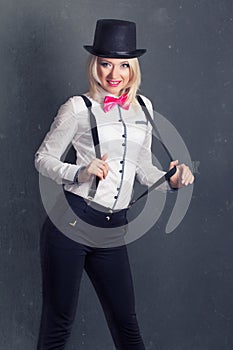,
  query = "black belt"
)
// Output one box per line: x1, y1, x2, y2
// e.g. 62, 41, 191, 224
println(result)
65, 191, 127, 223
84, 197, 127, 214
